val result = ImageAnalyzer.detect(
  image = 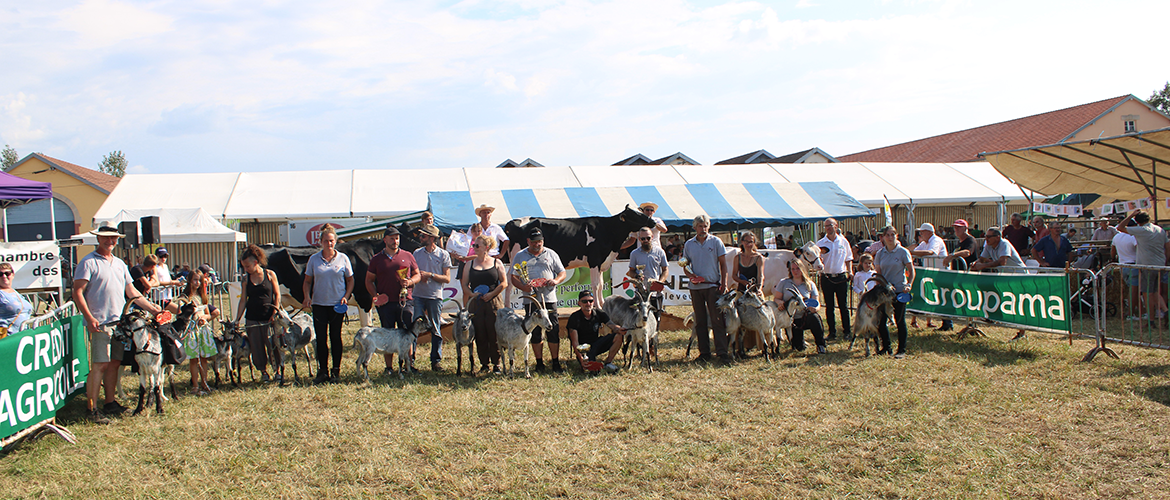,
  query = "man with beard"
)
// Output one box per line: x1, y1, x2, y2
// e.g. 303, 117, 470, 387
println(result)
627, 227, 669, 319
366, 224, 420, 374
